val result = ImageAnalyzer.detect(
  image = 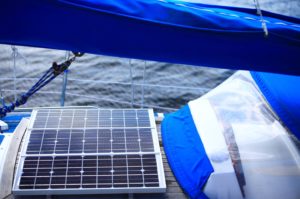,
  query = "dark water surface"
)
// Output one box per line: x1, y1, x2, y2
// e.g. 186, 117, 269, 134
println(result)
0, 45, 233, 112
